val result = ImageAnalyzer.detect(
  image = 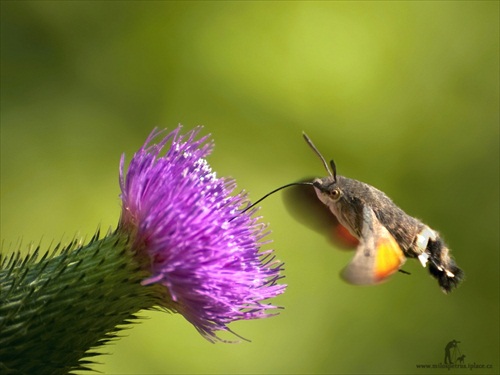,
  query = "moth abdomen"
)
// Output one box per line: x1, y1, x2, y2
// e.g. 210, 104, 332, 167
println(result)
373, 205, 424, 257
427, 237, 464, 293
